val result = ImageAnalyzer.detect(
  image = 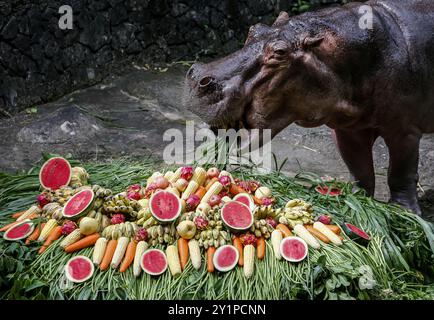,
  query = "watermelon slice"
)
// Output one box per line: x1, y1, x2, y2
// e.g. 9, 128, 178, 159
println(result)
3, 220, 34, 241
280, 236, 308, 262
62, 188, 95, 219
233, 193, 255, 211
39, 157, 72, 190
65, 256, 94, 283
315, 185, 342, 196
221, 201, 253, 232
141, 249, 168, 276
149, 190, 182, 223
213, 245, 239, 272
342, 223, 371, 246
